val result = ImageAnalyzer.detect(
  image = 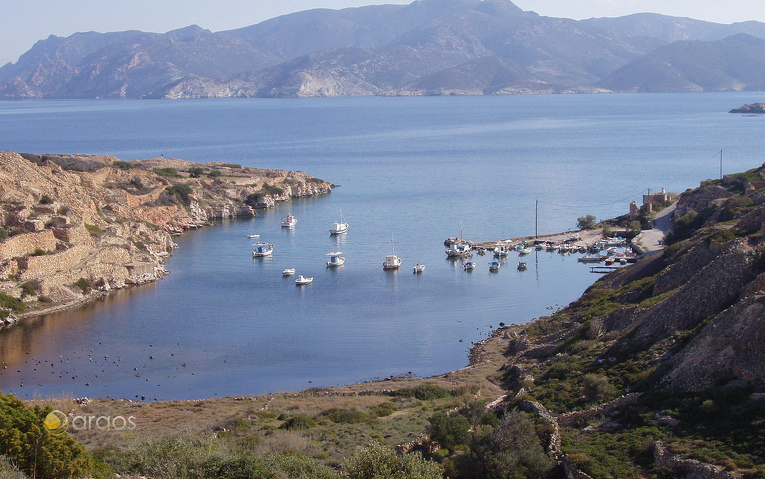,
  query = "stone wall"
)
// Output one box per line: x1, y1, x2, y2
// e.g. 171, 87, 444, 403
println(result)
0, 230, 57, 260
556, 393, 642, 428
53, 224, 94, 246
653, 442, 737, 479
17, 244, 91, 281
